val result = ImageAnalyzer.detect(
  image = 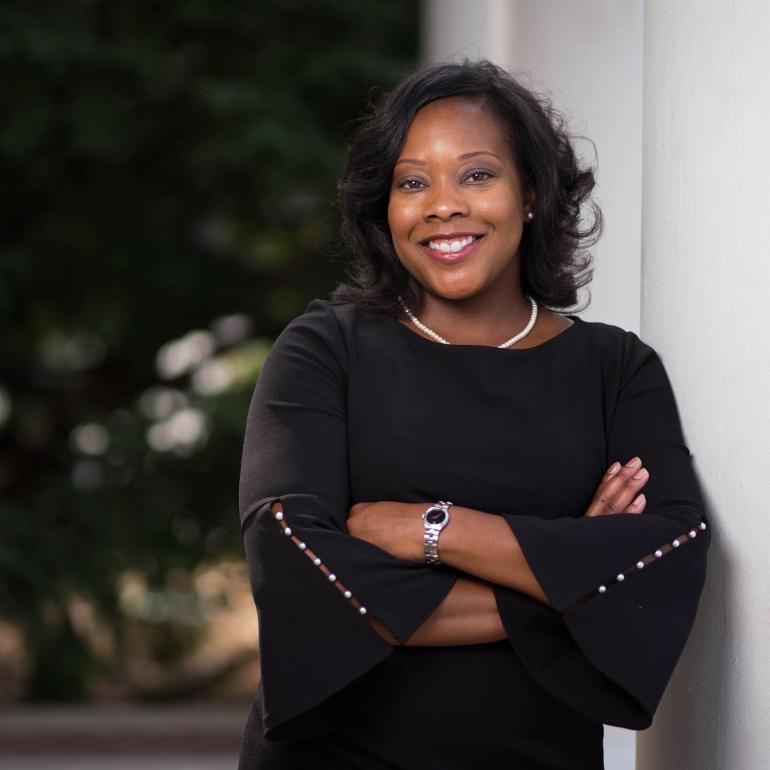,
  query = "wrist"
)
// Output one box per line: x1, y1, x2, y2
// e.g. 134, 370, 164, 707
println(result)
431, 505, 474, 565
421, 500, 454, 566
